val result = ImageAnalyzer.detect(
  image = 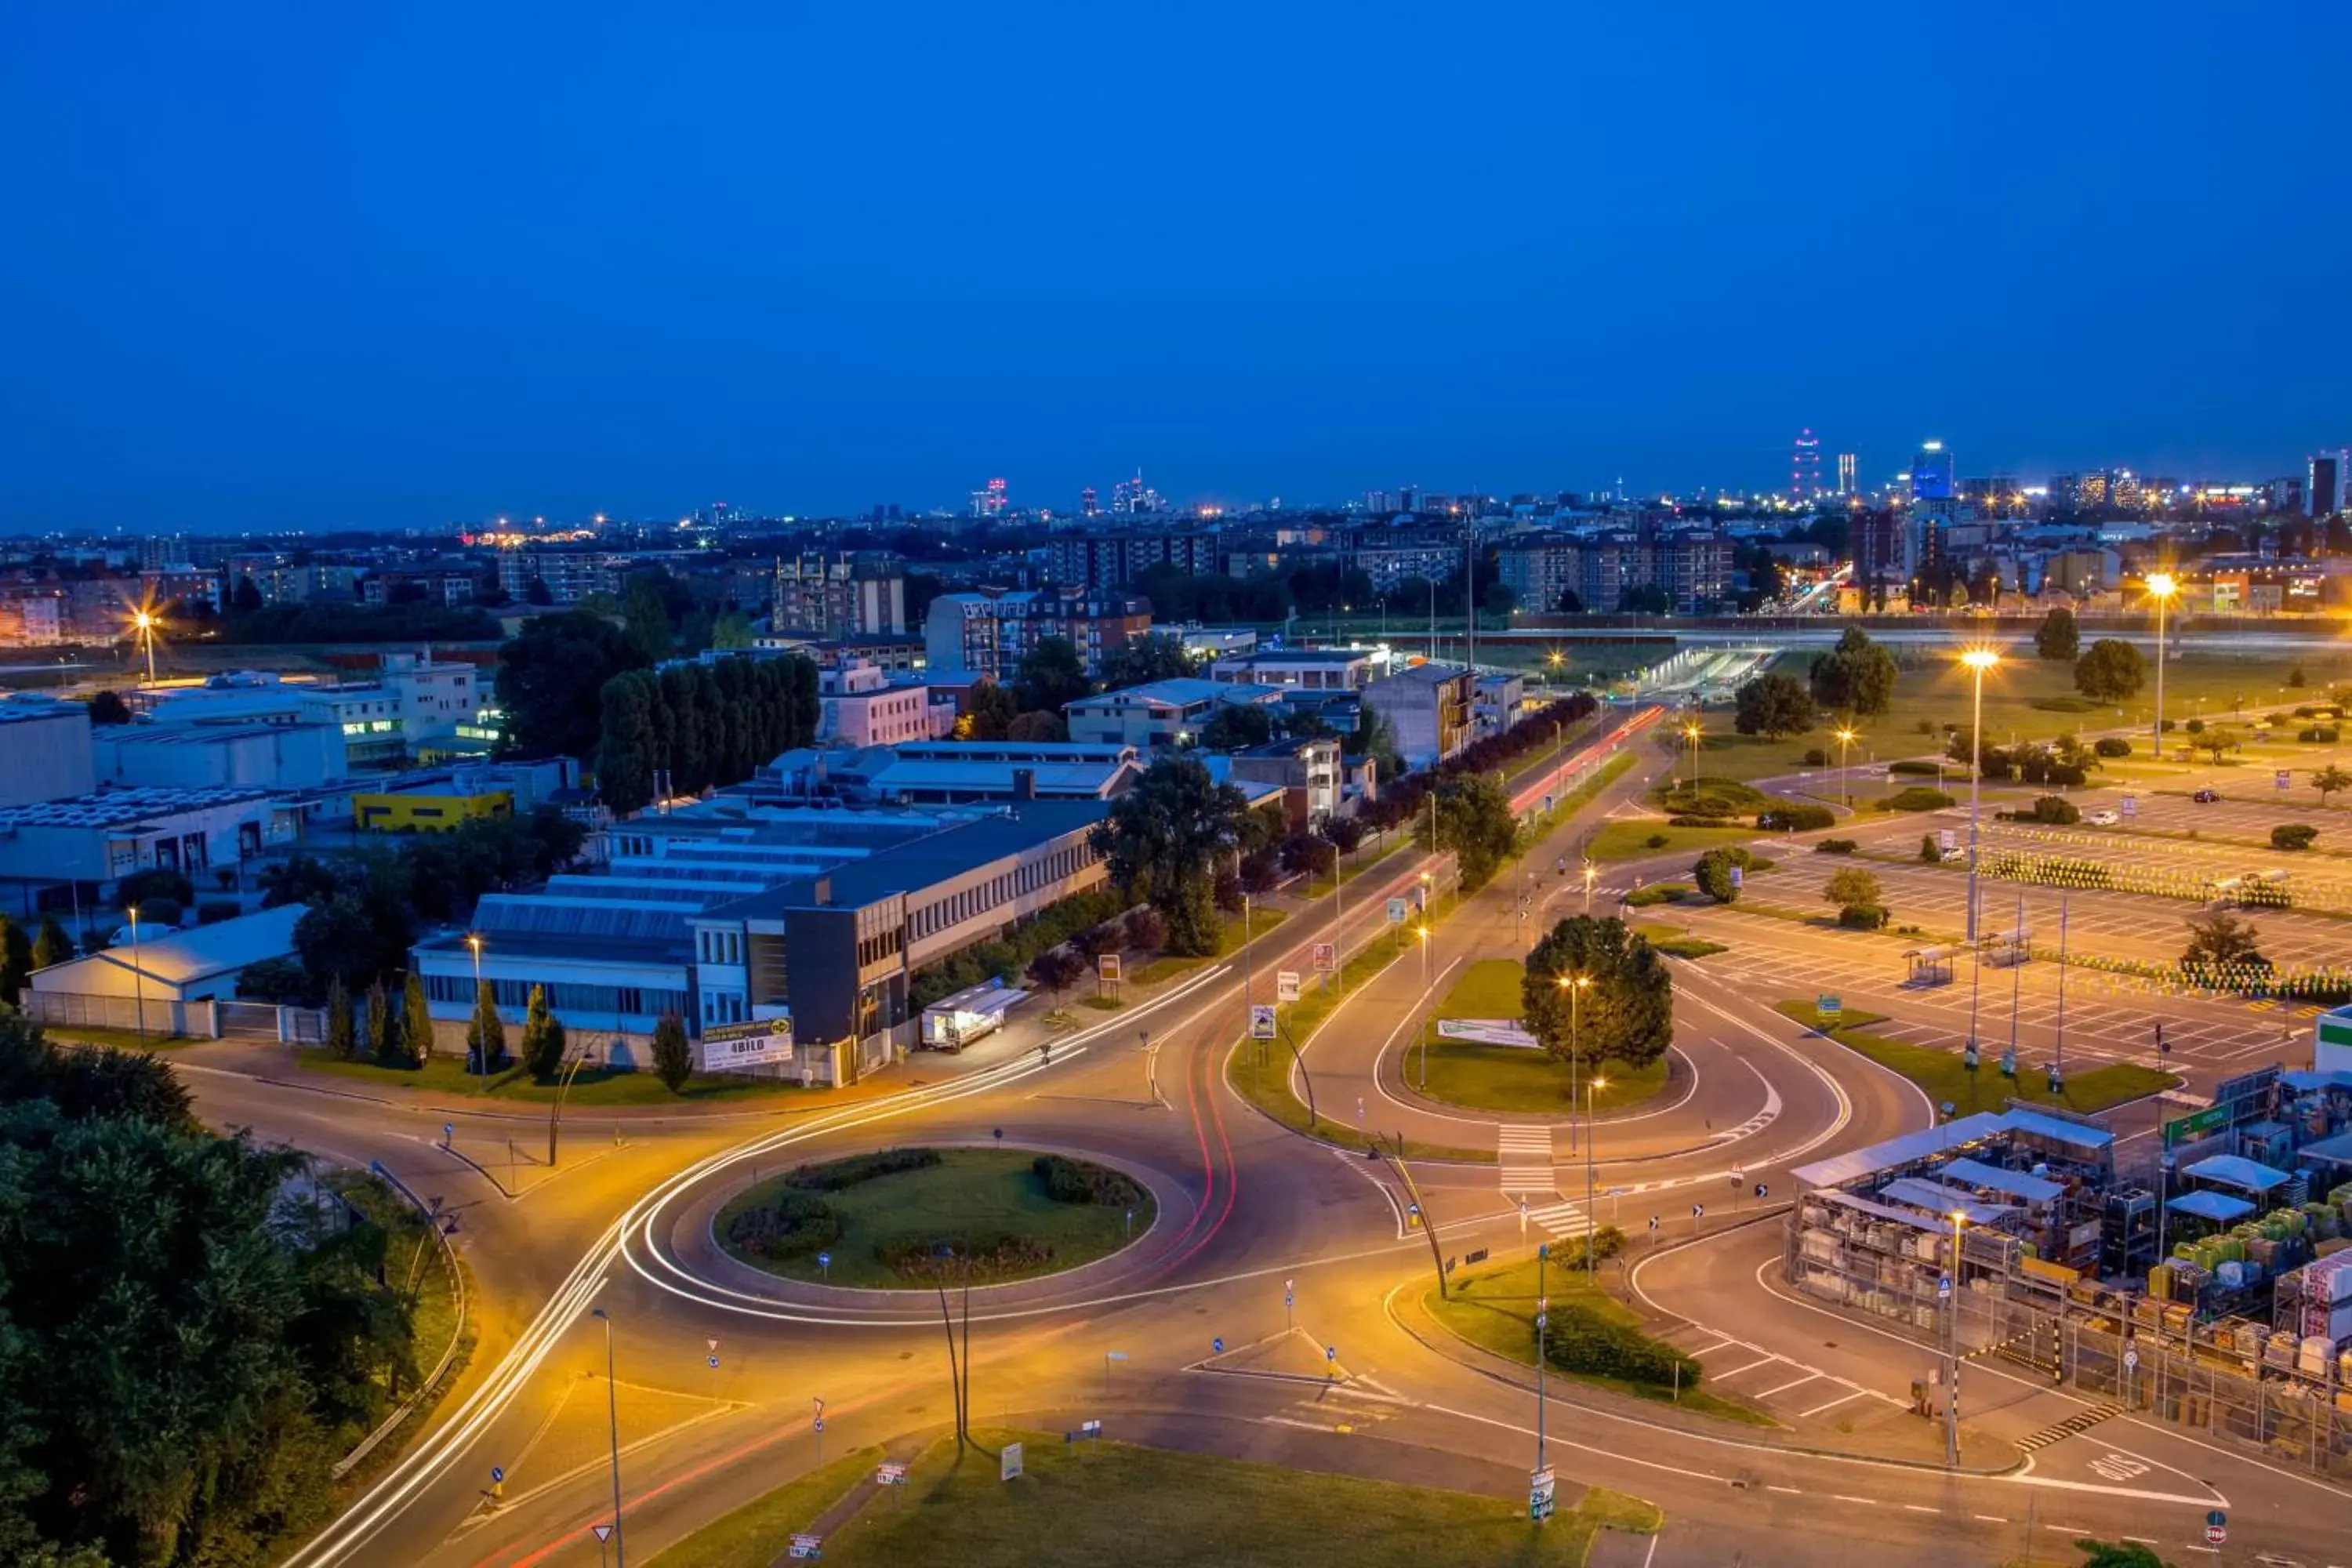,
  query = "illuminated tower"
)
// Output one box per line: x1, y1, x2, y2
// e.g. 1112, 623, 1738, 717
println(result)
1836, 452, 1857, 496
1080, 487, 1099, 517
1790, 429, 1822, 499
